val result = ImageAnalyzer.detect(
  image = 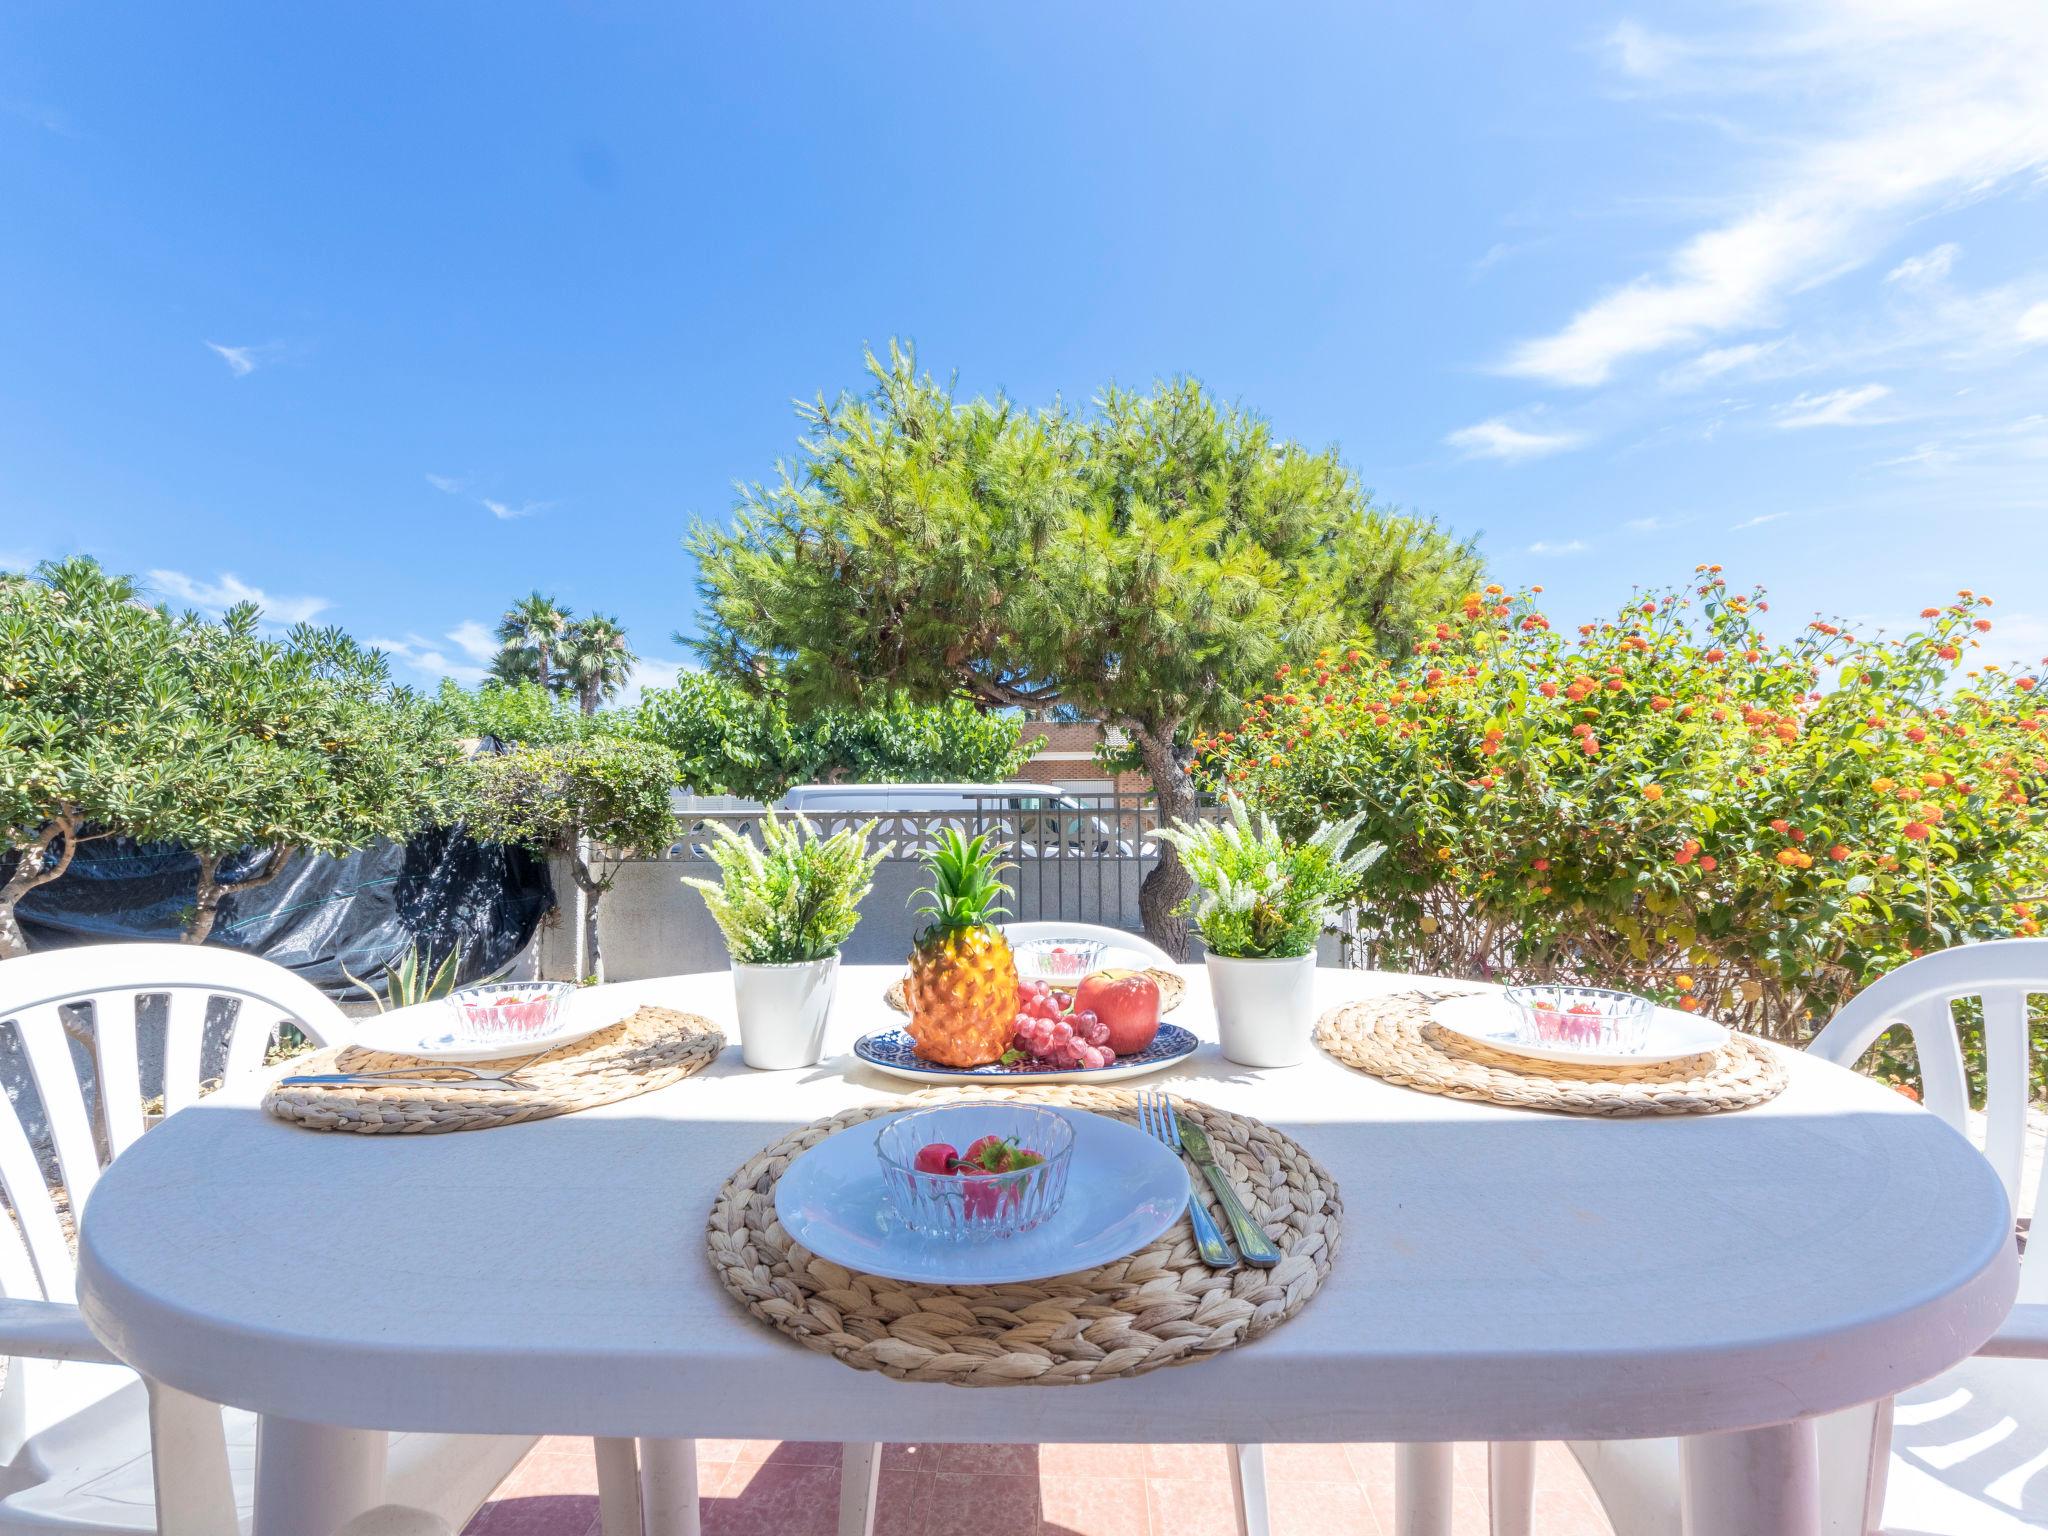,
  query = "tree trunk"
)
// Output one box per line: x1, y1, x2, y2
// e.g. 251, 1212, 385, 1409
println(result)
570, 838, 605, 984
1131, 723, 1197, 960
0, 822, 83, 960
183, 847, 289, 945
